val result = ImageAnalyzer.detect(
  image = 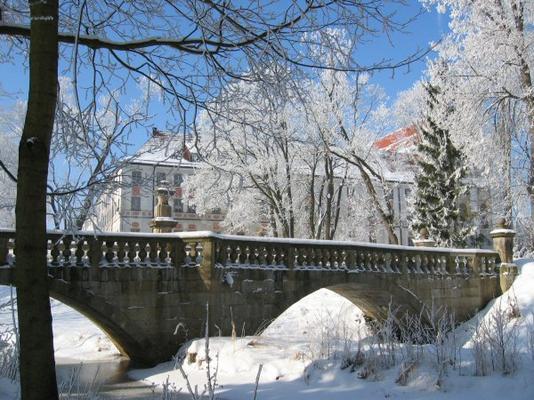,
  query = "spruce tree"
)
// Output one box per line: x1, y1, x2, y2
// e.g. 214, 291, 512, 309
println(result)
411, 84, 471, 247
